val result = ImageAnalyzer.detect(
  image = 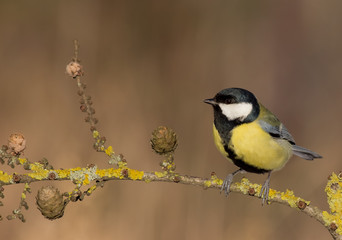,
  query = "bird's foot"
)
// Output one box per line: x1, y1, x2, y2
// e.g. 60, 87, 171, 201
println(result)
220, 173, 234, 196
220, 169, 245, 197
260, 172, 271, 205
